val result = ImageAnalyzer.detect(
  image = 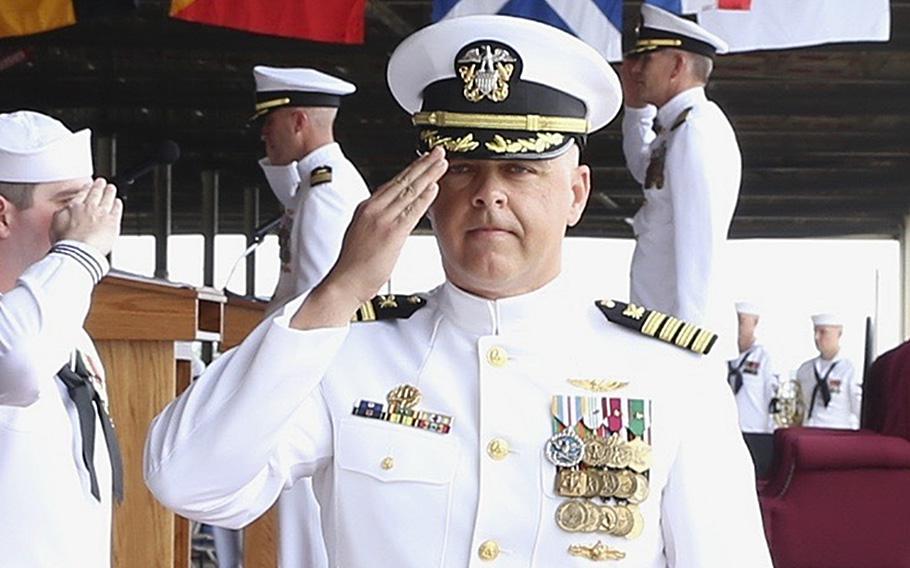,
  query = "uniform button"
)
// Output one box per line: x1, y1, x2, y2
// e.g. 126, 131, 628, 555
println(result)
380, 456, 394, 470
478, 540, 501, 561
486, 346, 508, 367
487, 438, 510, 460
